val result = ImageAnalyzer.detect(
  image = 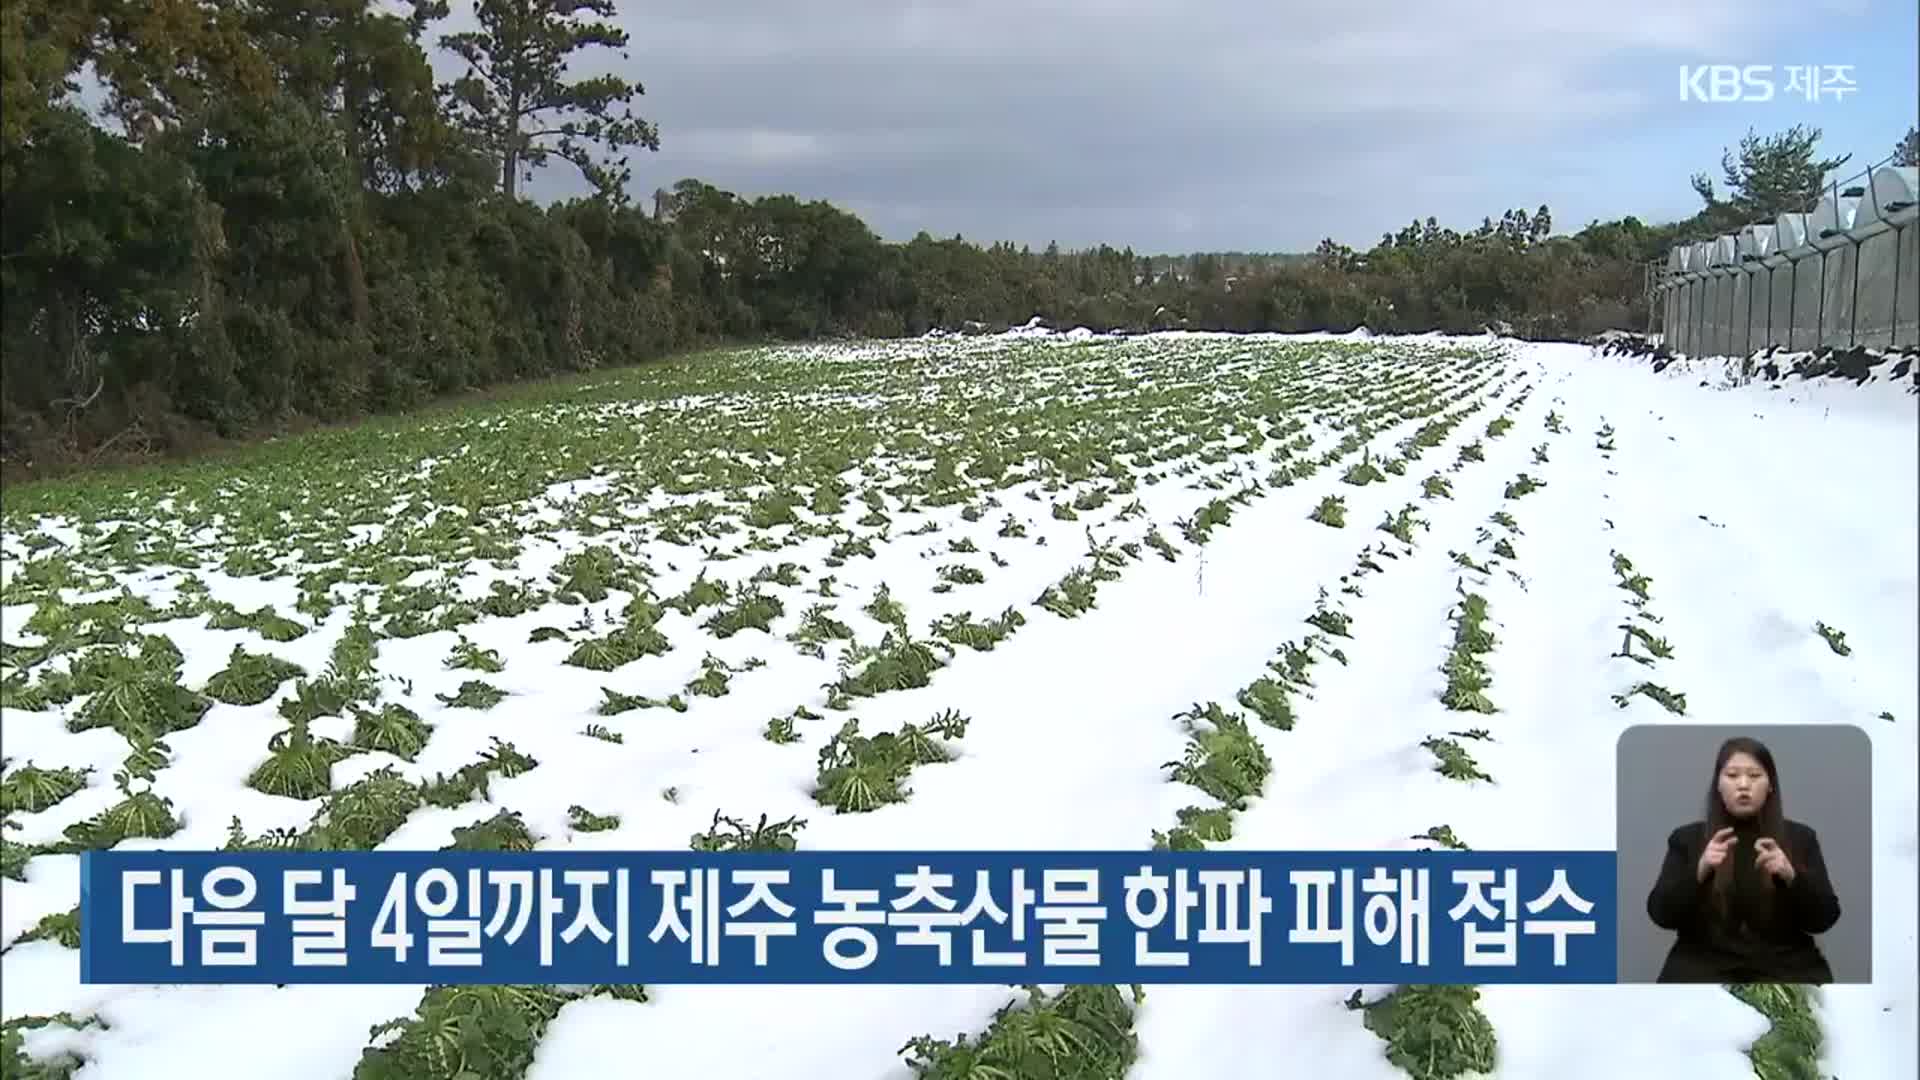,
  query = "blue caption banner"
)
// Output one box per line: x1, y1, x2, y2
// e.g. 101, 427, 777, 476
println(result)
80, 849, 1618, 985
